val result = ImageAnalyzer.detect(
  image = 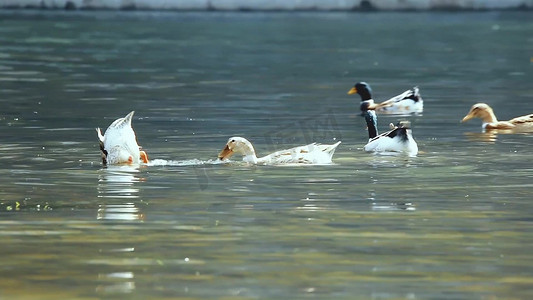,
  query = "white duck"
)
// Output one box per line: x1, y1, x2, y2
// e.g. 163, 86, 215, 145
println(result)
218, 137, 341, 165
96, 111, 148, 165
362, 110, 418, 156
348, 82, 423, 114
